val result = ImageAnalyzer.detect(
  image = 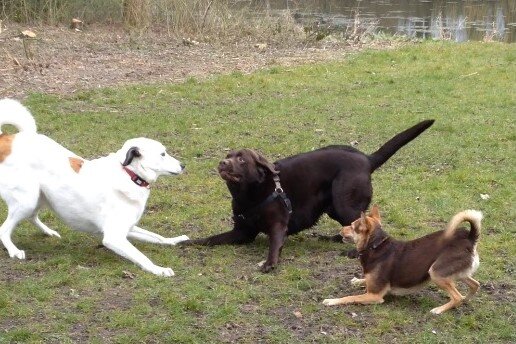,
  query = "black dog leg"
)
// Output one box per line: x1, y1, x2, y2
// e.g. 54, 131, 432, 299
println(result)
261, 225, 287, 273
182, 229, 258, 246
